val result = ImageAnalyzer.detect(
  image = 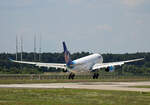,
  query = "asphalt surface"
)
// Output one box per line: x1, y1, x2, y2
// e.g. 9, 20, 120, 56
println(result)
0, 81, 150, 92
